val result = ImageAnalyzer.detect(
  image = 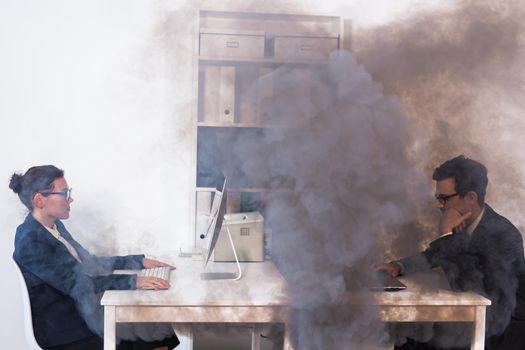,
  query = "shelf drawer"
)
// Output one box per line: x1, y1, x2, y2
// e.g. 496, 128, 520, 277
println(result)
200, 30, 265, 59
273, 36, 339, 60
